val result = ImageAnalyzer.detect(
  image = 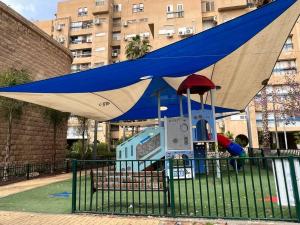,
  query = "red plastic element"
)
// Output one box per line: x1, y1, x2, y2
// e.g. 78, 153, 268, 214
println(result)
177, 74, 216, 95
217, 134, 232, 148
